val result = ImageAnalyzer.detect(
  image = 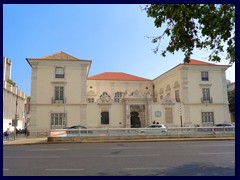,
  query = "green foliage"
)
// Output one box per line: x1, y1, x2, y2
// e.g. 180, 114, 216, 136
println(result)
143, 4, 235, 63
228, 89, 235, 113
7, 79, 16, 86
